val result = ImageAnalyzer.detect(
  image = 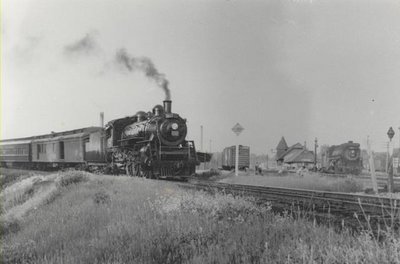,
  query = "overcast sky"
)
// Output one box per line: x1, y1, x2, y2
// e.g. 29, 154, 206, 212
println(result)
2, 0, 400, 154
